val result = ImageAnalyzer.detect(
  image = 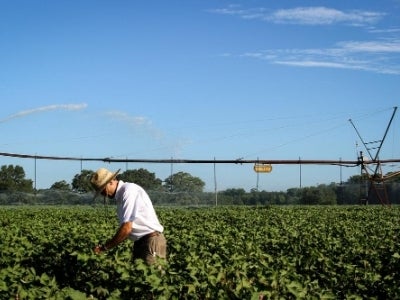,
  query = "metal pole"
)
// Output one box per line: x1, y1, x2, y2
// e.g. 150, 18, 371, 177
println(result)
299, 157, 302, 189
339, 157, 343, 204
349, 118, 374, 160
170, 157, 173, 192
374, 106, 397, 161
214, 157, 217, 206
256, 157, 259, 190
34, 155, 37, 191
